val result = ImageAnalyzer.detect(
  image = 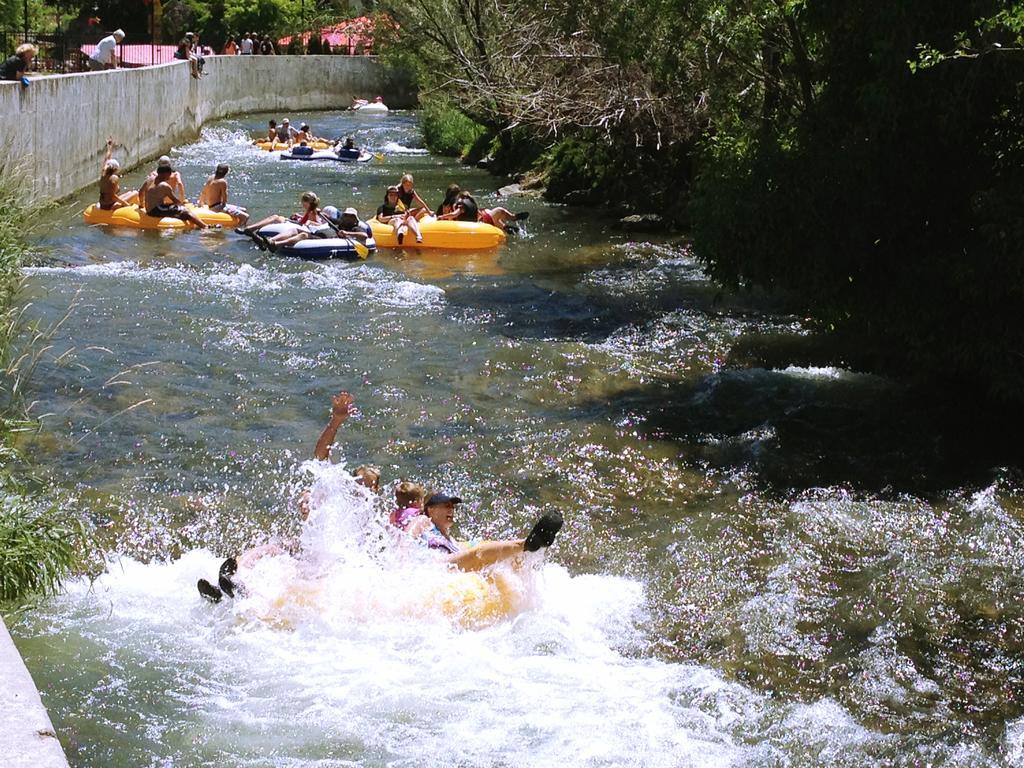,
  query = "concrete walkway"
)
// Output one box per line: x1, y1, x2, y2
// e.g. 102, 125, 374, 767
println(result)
0, 619, 69, 768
